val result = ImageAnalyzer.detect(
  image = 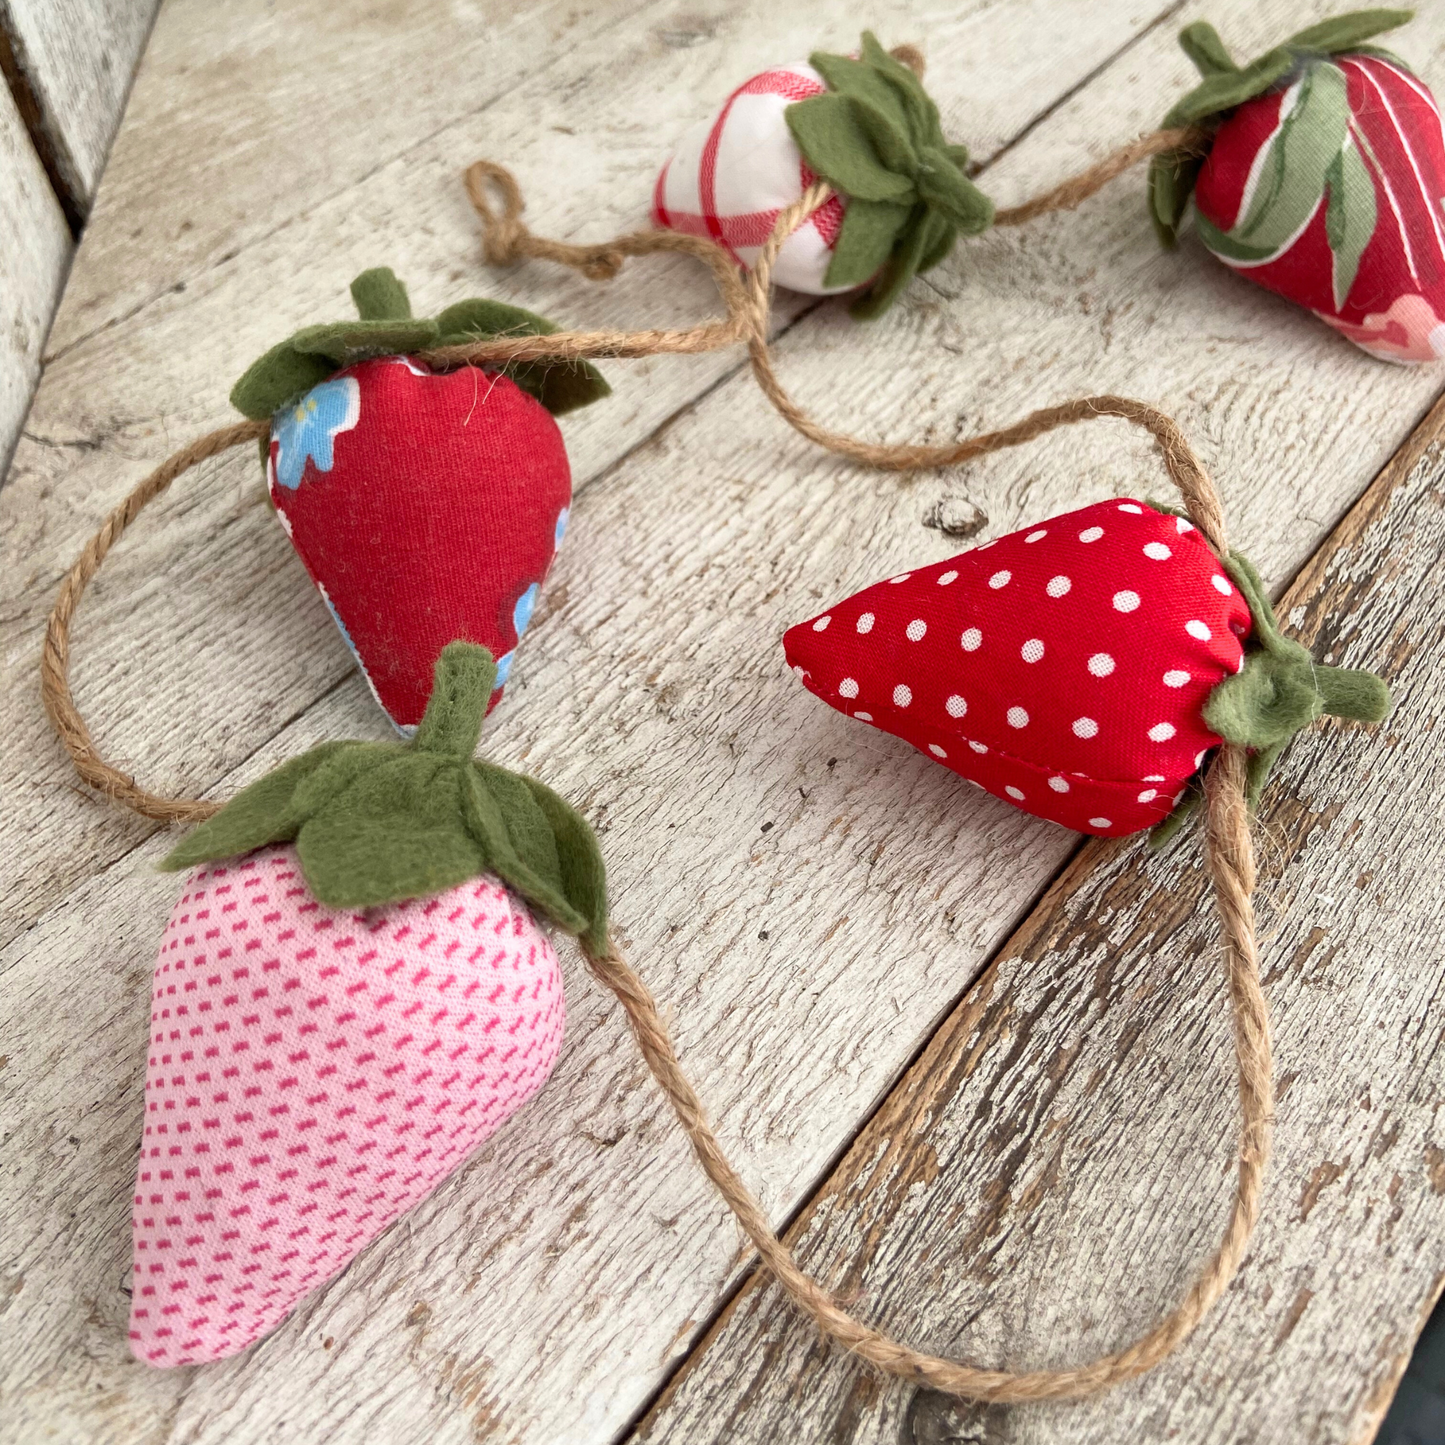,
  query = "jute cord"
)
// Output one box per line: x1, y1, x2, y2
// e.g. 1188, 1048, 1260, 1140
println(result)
42, 125, 1269, 1402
